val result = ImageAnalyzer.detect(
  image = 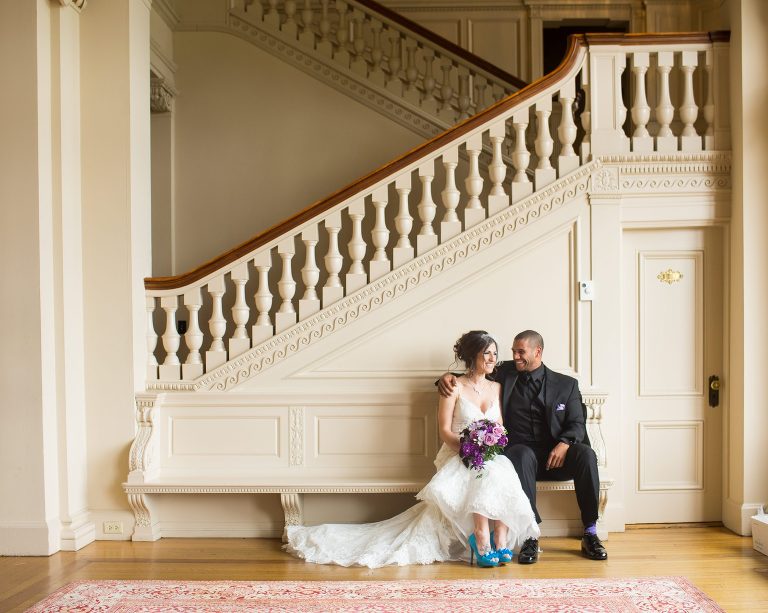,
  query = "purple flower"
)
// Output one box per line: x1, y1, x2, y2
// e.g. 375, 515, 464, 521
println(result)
484, 433, 497, 445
